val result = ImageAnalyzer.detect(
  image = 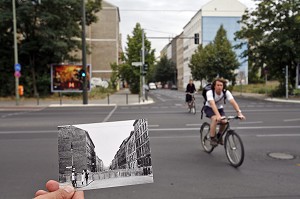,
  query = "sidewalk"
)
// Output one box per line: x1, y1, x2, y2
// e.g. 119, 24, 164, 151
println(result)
0, 88, 154, 108
233, 92, 300, 104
